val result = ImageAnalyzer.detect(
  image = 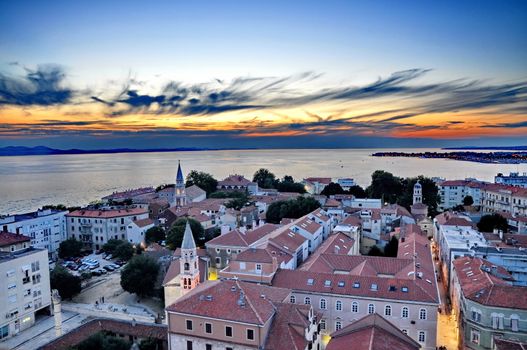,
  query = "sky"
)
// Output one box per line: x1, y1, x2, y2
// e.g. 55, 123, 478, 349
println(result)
0, 0, 526, 149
